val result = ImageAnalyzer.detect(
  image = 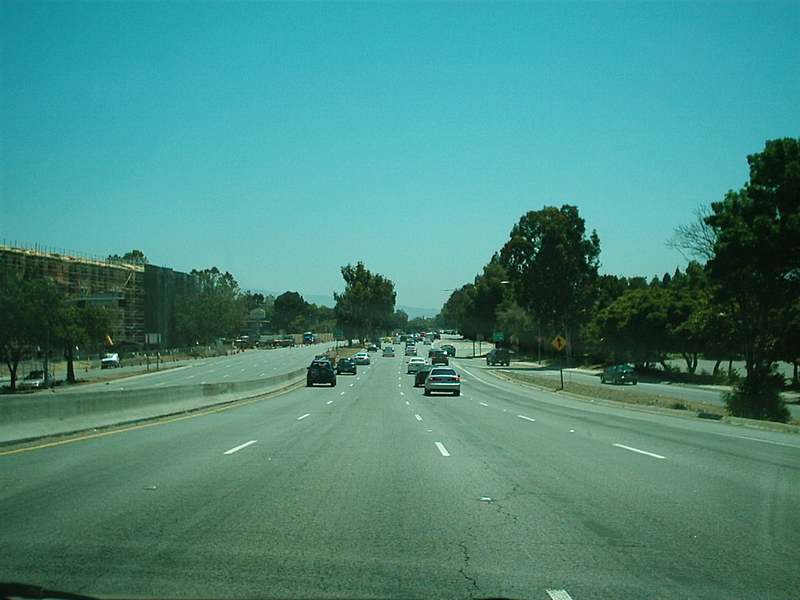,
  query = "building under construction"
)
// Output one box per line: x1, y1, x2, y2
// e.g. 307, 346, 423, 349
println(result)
0, 243, 195, 348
